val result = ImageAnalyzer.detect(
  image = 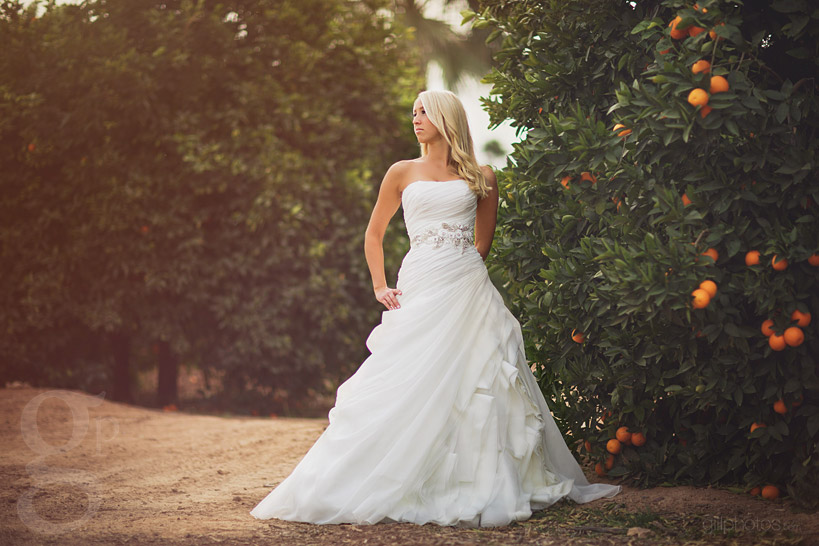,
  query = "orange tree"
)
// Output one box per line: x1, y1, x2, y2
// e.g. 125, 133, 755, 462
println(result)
473, 0, 819, 505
